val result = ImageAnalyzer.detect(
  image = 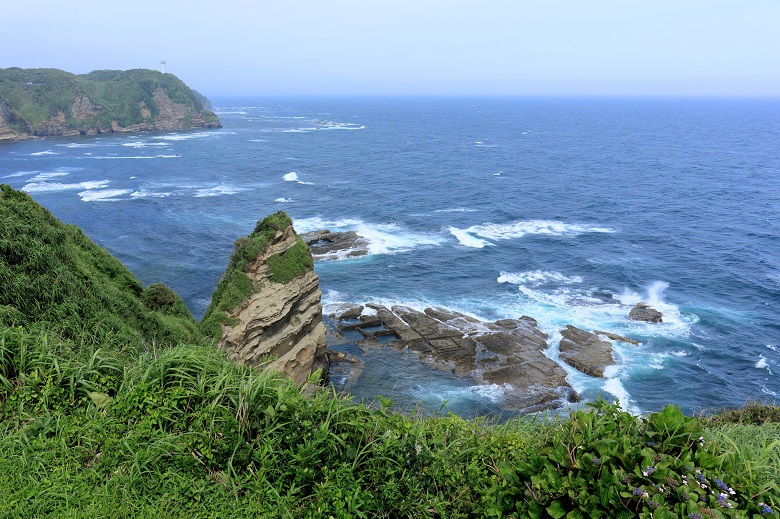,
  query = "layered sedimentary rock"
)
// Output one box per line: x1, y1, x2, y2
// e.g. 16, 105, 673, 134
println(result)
217, 223, 328, 385
330, 304, 577, 411
558, 325, 615, 377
